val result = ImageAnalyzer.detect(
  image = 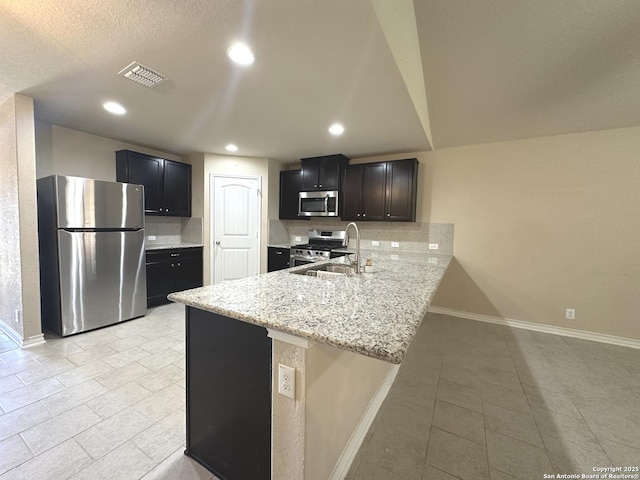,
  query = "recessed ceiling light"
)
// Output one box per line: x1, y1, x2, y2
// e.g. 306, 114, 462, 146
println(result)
328, 123, 344, 136
227, 43, 255, 65
225, 144, 239, 152
103, 102, 126, 115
